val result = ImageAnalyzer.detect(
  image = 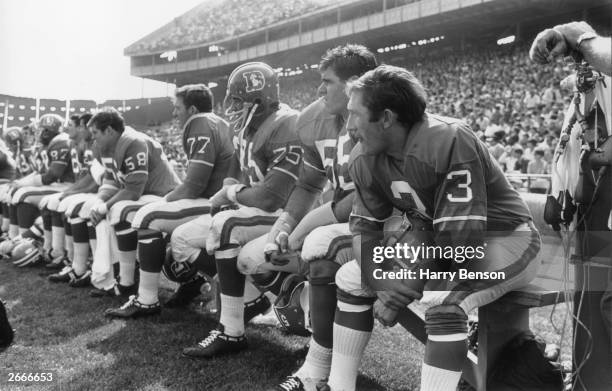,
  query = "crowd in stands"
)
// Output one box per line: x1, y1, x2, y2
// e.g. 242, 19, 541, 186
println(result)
126, 0, 333, 54
271, 42, 570, 193
5, 42, 574, 194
